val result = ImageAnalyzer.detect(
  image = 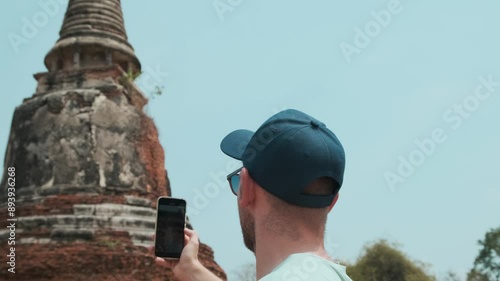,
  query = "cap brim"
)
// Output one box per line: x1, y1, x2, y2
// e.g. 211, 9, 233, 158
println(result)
220, 129, 254, 160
